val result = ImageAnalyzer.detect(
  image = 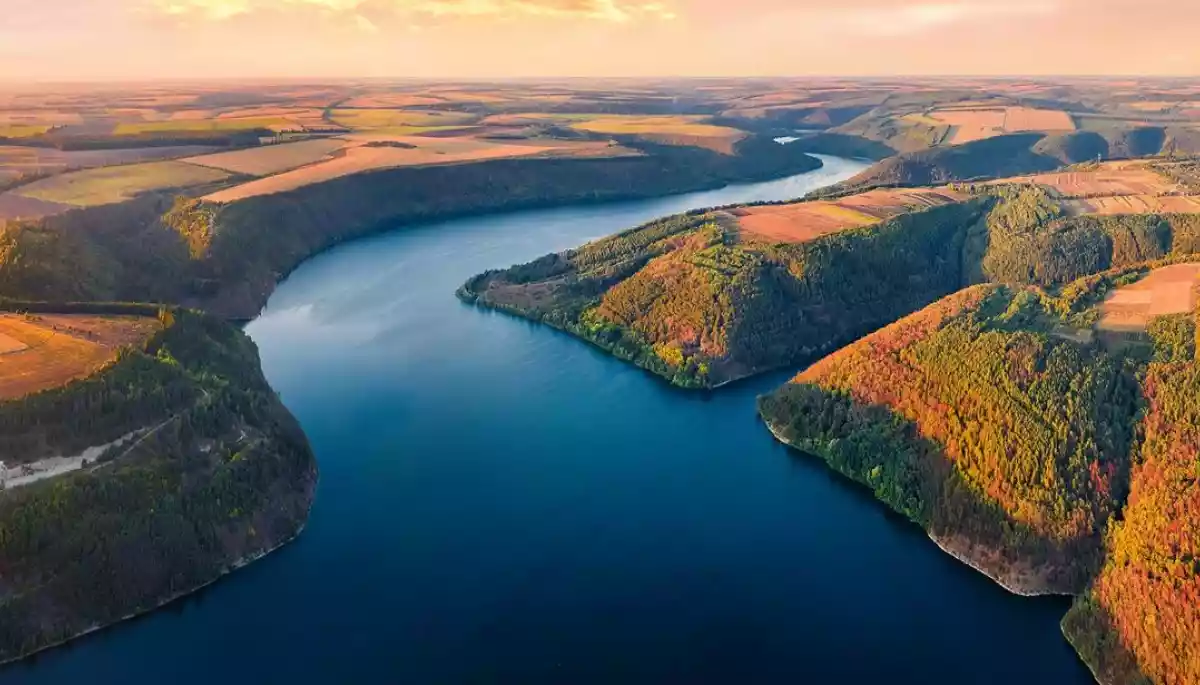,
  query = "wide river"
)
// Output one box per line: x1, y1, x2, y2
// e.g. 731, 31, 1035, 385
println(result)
4, 156, 1094, 684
